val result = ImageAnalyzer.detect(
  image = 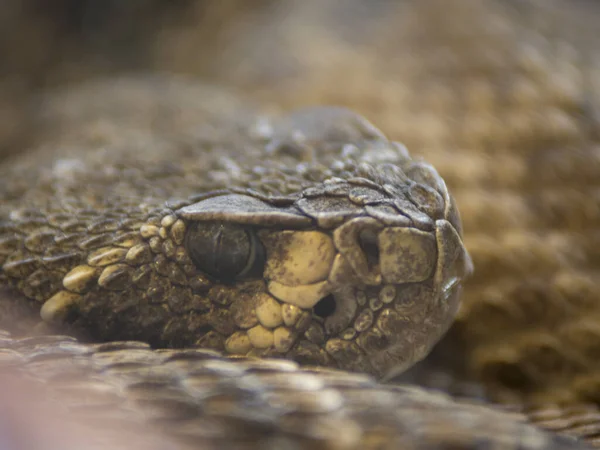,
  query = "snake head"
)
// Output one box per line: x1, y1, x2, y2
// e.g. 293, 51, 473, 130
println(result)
177, 108, 473, 378
9, 106, 471, 380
